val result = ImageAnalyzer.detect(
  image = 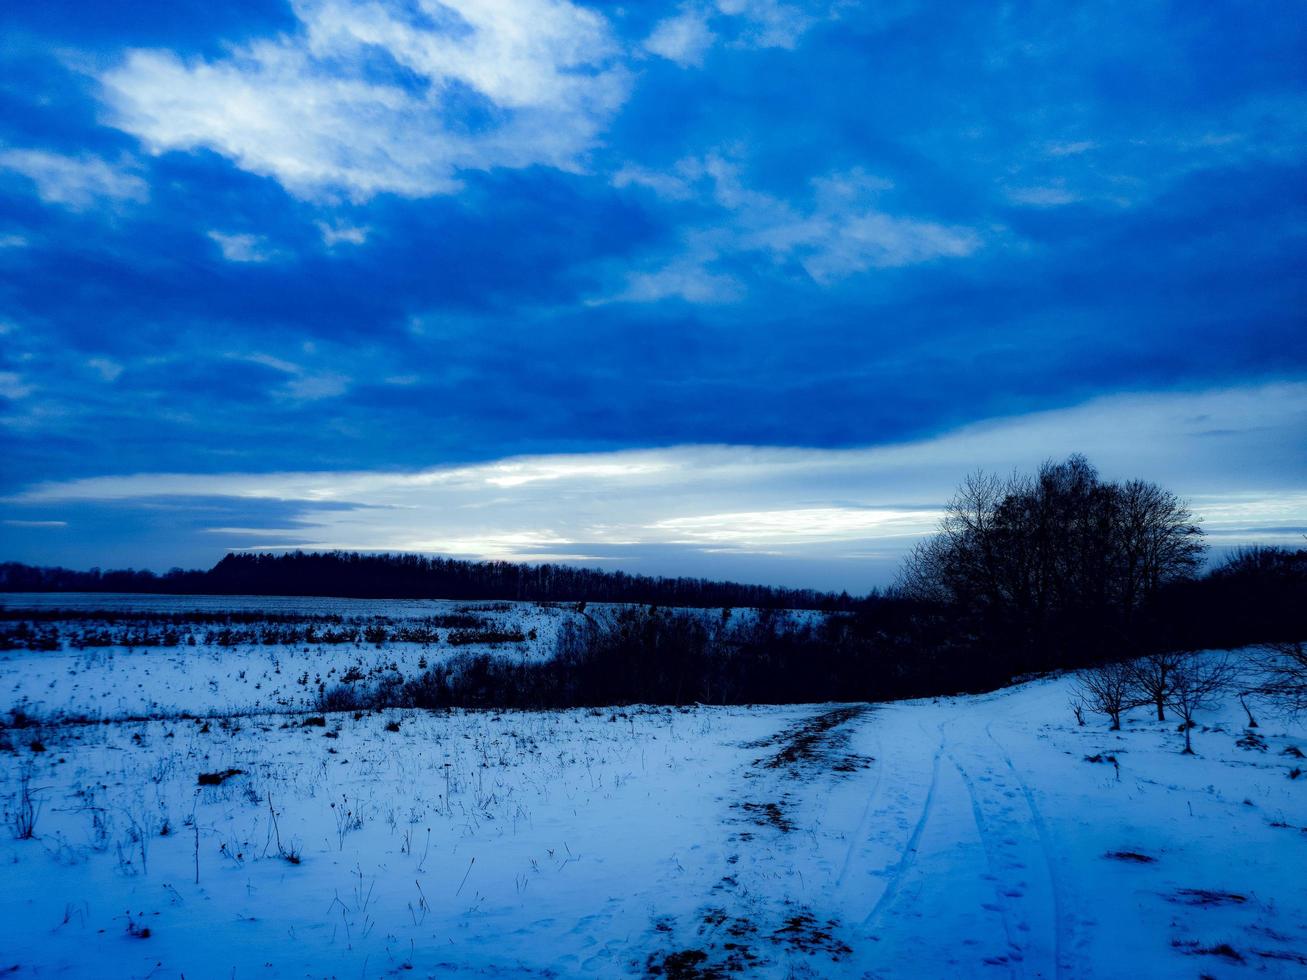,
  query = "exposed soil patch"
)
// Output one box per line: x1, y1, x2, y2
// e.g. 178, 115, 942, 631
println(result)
1255, 949, 1307, 965
1171, 939, 1245, 962
196, 768, 244, 786
647, 904, 850, 977
1236, 732, 1268, 751
750, 706, 869, 774
734, 800, 795, 834
646, 948, 719, 978
1168, 888, 1247, 907
648, 707, 868, 976
770, 910, 853, 959
1105, 850, 1156, 863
